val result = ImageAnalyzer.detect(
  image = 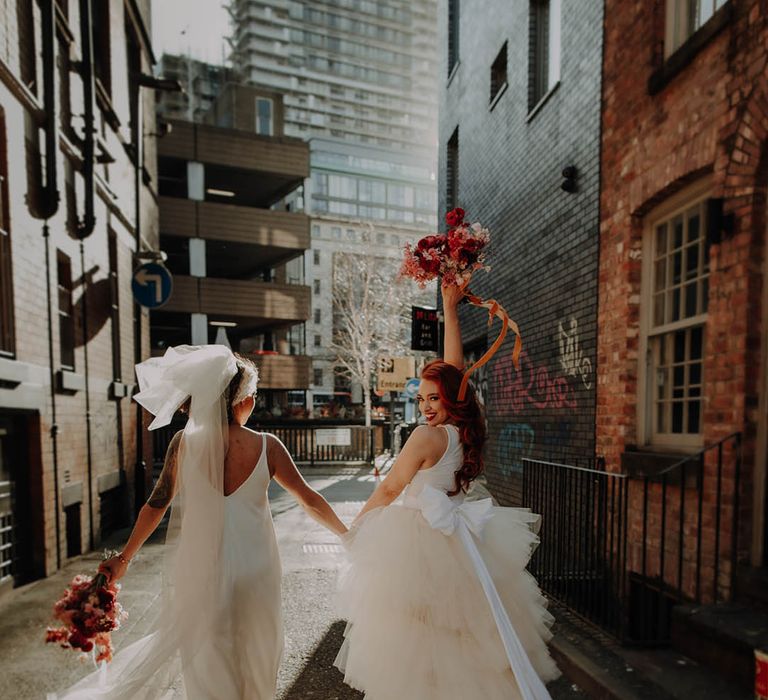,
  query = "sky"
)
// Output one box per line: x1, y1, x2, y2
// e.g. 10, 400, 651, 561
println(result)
151, 1, 232, 65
